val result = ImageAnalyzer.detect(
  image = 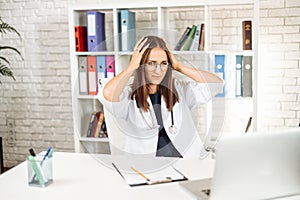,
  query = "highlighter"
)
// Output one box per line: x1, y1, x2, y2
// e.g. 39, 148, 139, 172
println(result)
28, 155, 48, 185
